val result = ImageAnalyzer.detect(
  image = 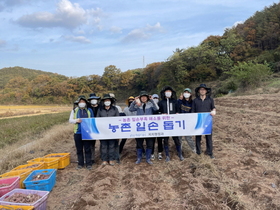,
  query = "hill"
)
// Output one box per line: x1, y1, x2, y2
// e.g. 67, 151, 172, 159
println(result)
0, 66, 68, 89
